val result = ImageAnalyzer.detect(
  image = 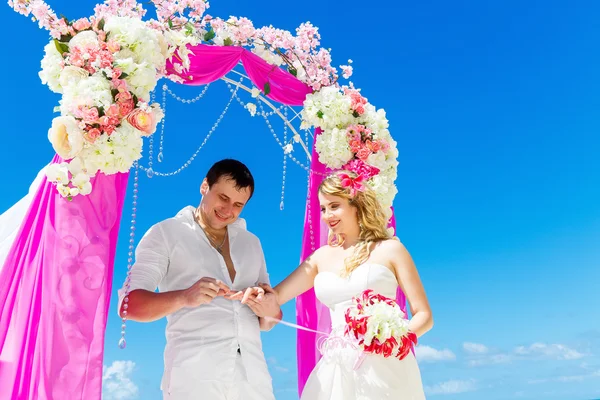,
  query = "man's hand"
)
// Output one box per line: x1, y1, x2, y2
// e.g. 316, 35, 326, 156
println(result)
182, 277, 230, 307
228, 283, 281, 319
